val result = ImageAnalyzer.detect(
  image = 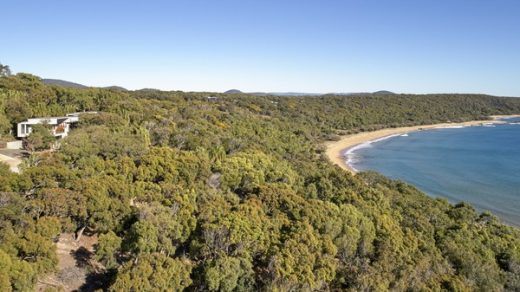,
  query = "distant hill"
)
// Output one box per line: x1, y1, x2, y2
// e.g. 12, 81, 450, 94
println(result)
104, 86, 128, 91
220, 89, 397, 97
43, 79, 128, 91
224, 89, 243, 94
251, 92, 321, 96
327, 91, 397, 96
42, 79, 88, 88
39, 81, 394, 97
372, 90, 395, 96
135, 88, 162, 92
251, 91, 396, 97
